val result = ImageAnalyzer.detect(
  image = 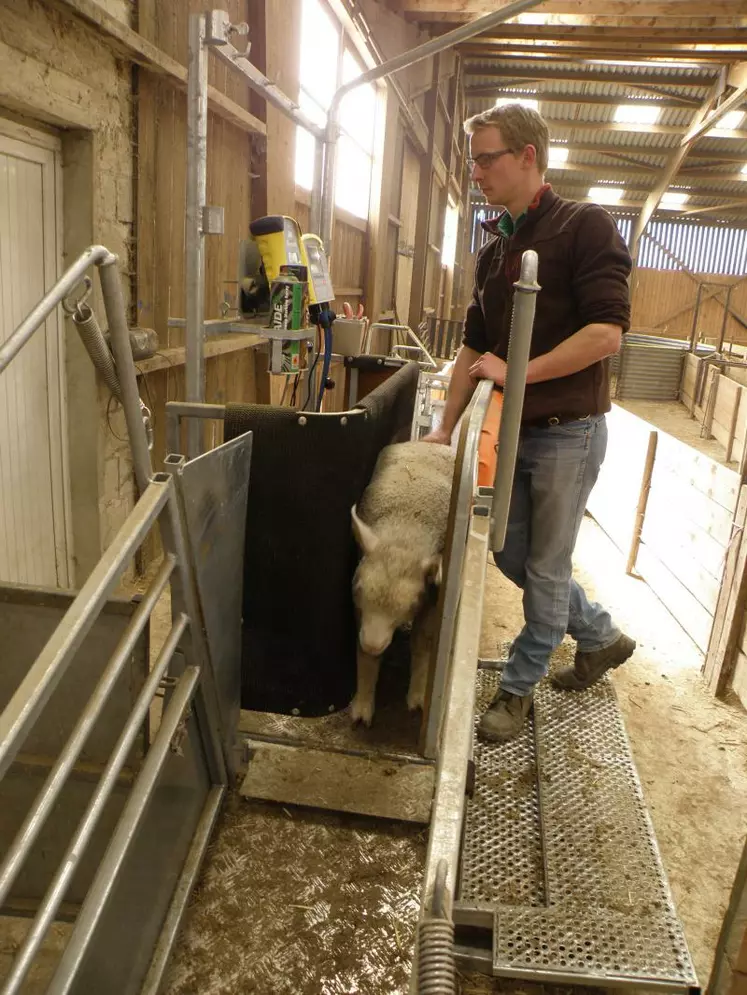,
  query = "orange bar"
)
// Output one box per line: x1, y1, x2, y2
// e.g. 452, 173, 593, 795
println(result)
477, 388, 504, 488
